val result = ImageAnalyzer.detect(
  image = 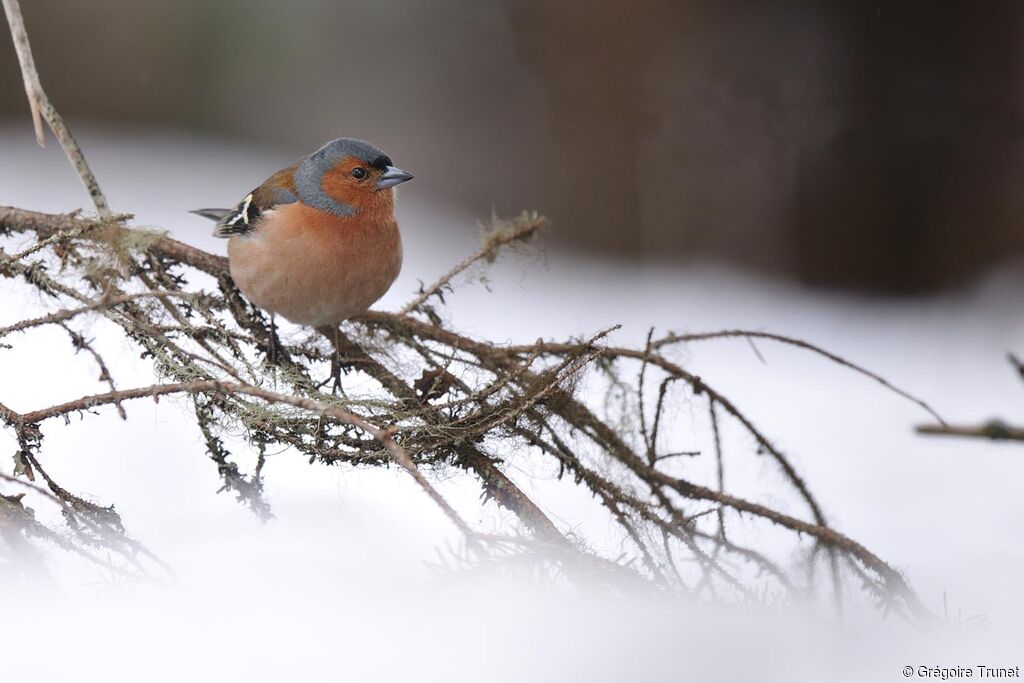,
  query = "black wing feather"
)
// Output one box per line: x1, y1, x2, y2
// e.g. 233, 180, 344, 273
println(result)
192, 166, 298, 238
208, 193, 261, 238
